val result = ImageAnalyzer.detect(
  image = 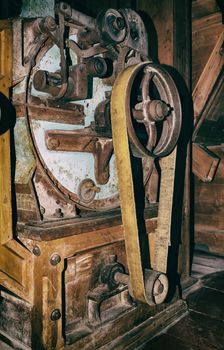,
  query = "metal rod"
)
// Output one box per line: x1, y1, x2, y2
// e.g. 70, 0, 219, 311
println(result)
57, 2, 96, 30
114, 271, 129, 285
